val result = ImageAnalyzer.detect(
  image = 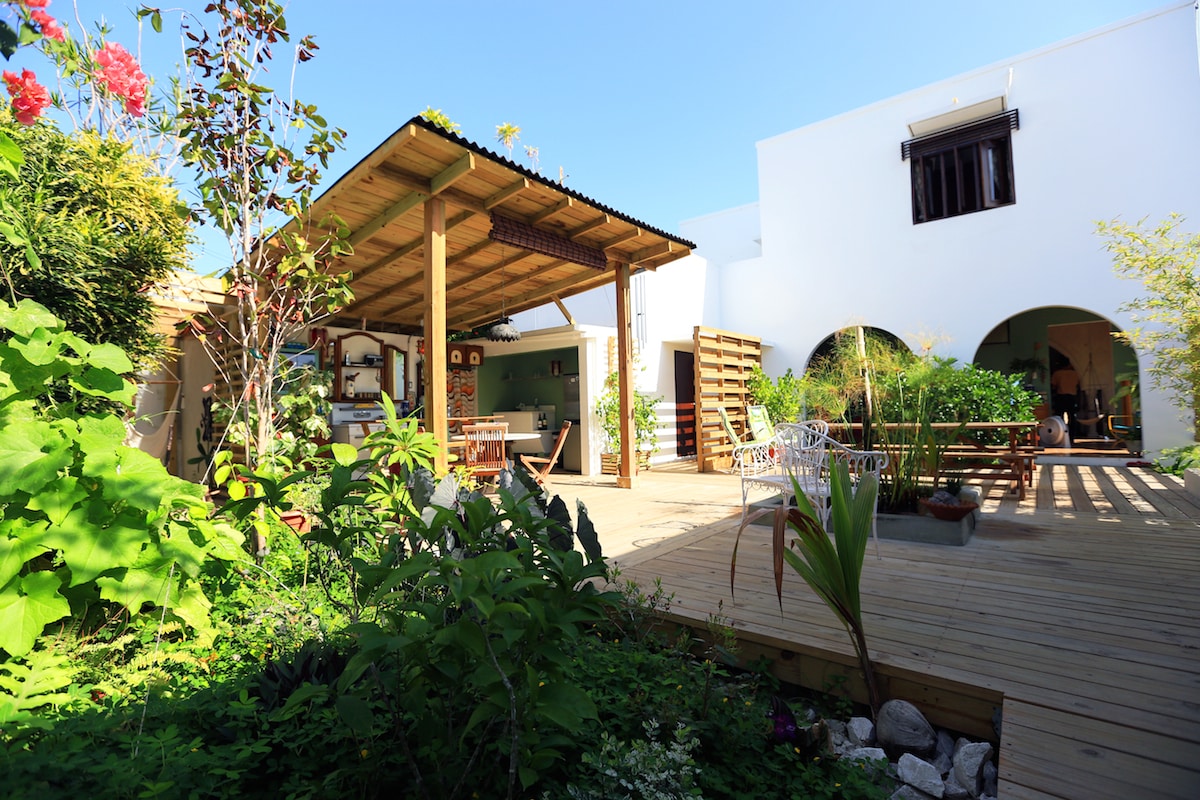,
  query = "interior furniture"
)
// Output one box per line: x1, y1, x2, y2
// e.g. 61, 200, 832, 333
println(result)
462, 422, 510, 481
333, 331, 389, 403
520, 421, 573, 488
